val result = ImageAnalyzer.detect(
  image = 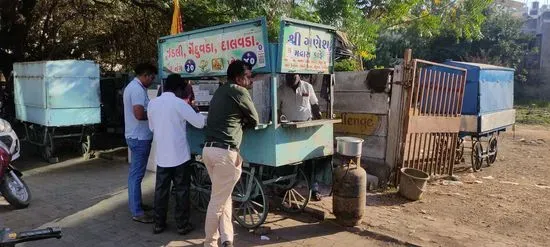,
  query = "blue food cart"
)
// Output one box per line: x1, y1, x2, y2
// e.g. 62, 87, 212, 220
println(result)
13, 60, 100, 162
157, 17, 340, 228
443, 61, 516, 171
